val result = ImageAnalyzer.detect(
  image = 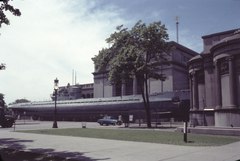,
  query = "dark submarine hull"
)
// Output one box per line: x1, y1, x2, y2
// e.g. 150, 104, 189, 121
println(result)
9, 94, 187, 122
